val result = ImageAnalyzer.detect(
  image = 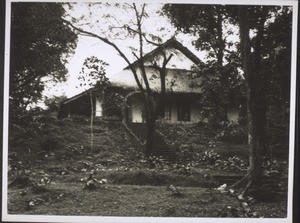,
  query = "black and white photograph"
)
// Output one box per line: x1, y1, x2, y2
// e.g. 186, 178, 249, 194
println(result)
2, 0, 298, 222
